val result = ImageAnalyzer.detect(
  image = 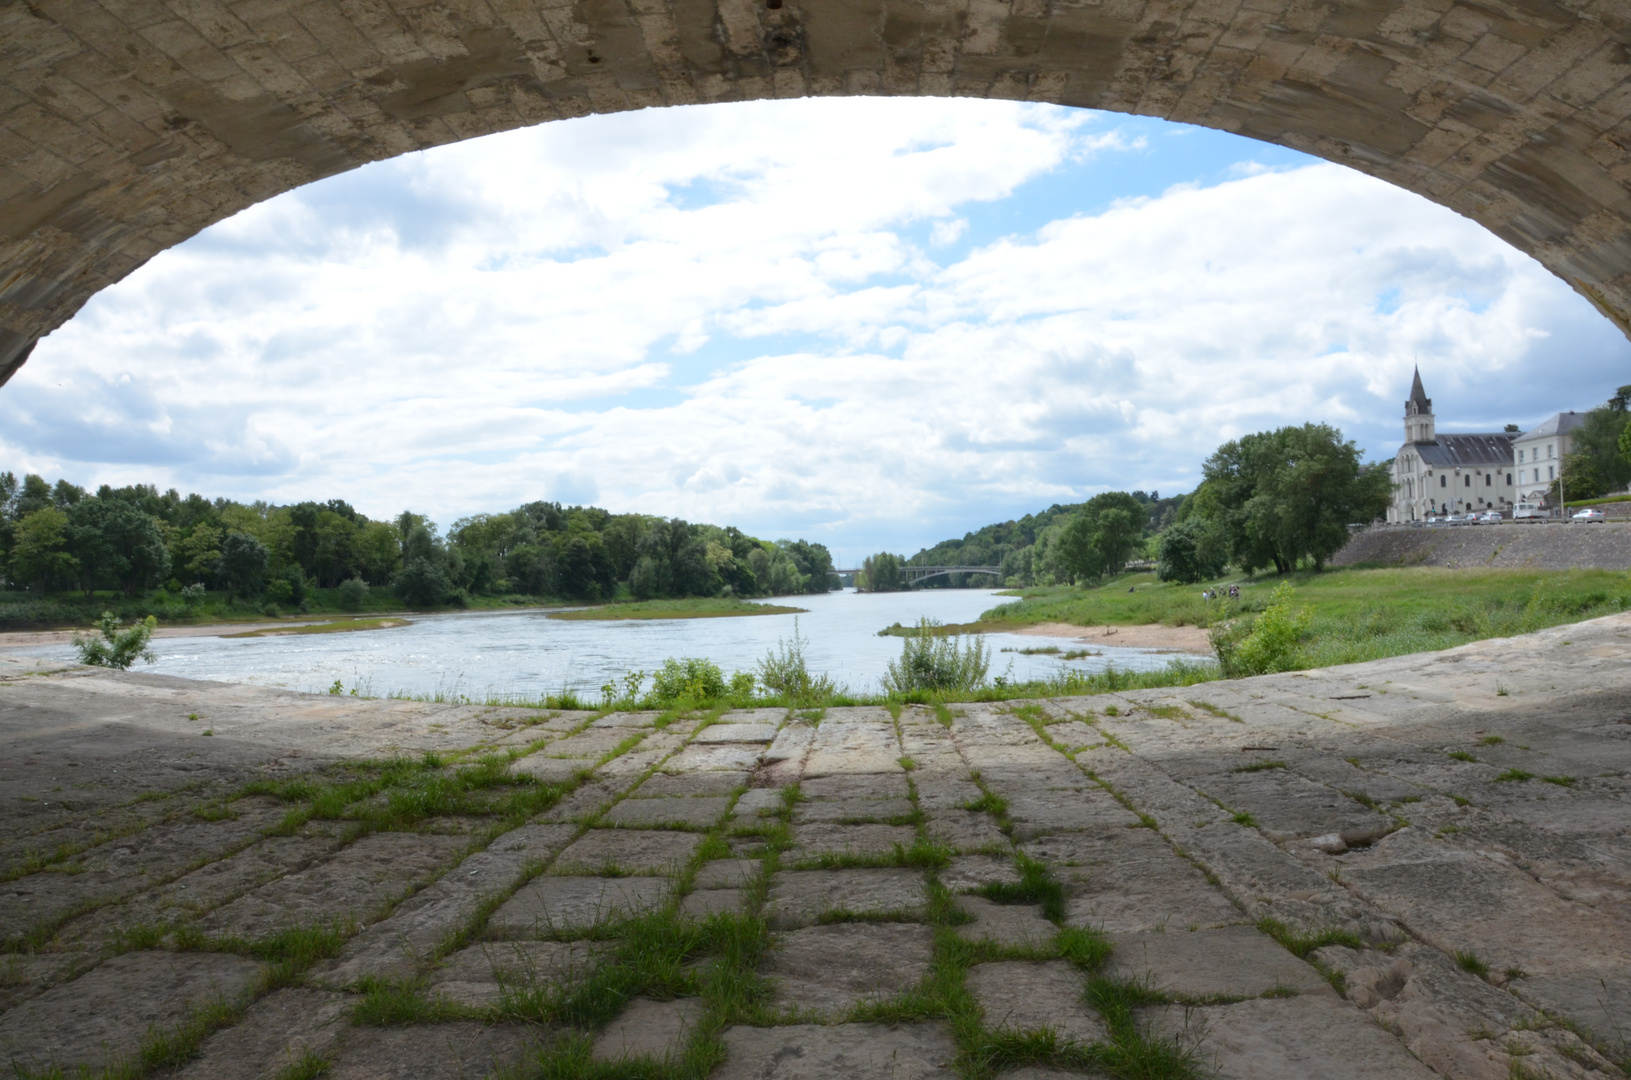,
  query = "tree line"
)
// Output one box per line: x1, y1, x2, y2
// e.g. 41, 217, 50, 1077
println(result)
858, 491, 1181, 591
0, 473, 838, 612
859, 423, 1391, 591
